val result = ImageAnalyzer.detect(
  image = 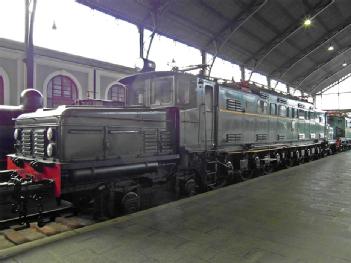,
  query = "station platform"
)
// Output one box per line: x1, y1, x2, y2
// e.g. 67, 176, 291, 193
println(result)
2, 151, 351, 263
